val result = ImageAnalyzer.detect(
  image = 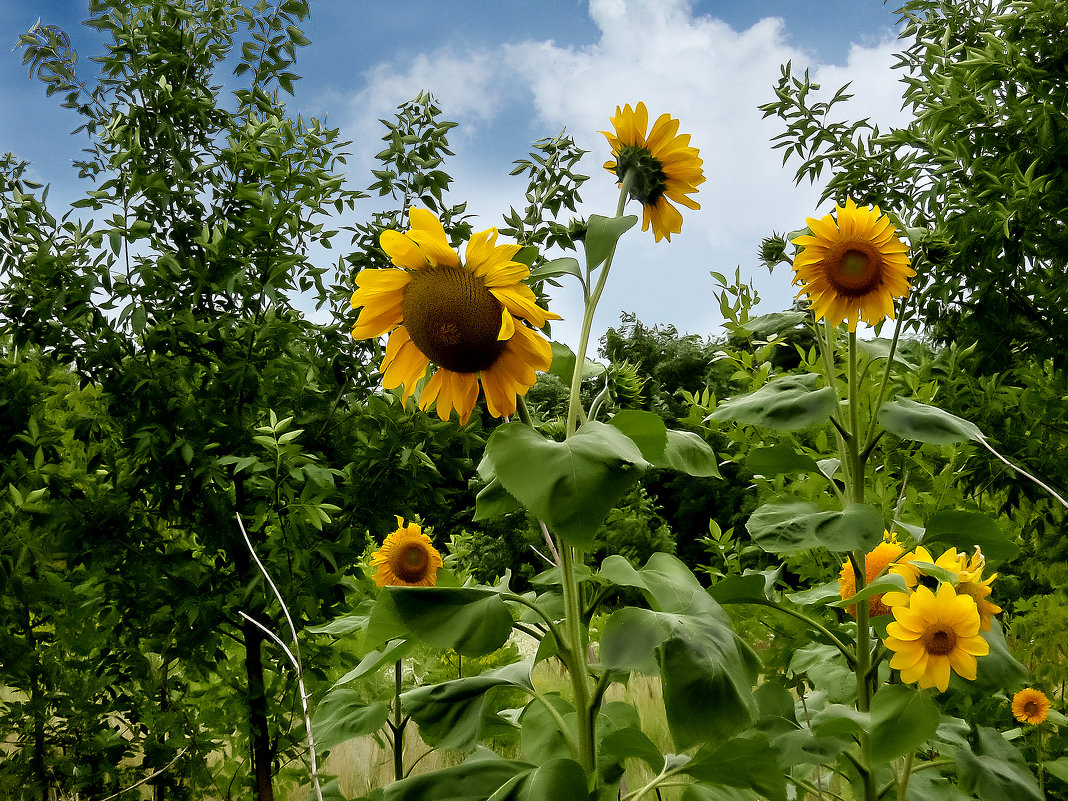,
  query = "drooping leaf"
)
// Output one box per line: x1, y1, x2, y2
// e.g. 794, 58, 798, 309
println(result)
746, 501, 885, 555
473, 476, 523, 521
955, 726, 1043, 801
708, 374, 836, 431
401, 661, 532, 751
745, 444, 821, 477
311, 691, 389, 750
684, 732, 787, 801
583, 213, 638, 270
868, 684, 940, 763
921, 510, 1019, 562
366, 587, 513, 657
878, 398, 984, 444
599, 552, 723, 617
528, 257, 581, 282
370, 758, 532, 801
519, 693, 574, 765
333, 638, 414, 687
485, 421, 648, 548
